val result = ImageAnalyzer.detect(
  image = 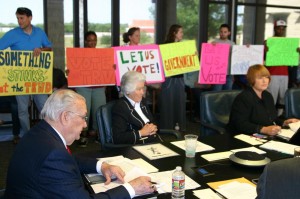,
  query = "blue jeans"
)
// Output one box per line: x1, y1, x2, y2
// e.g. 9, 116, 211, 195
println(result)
16, 95, 48, 133
76, 87, 106, 131
212, 75, 233, 91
